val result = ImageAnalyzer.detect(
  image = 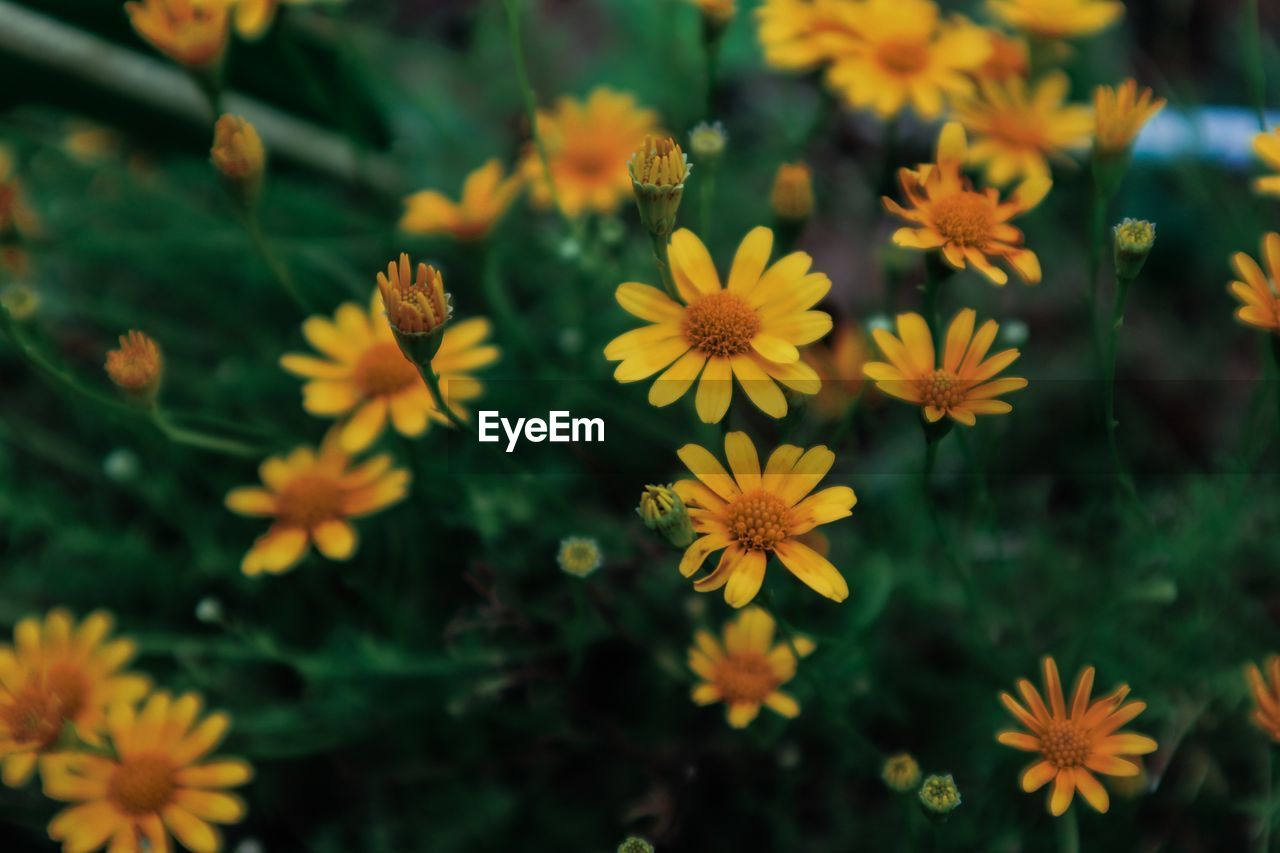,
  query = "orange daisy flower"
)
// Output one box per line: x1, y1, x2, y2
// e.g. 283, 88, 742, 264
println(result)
1229, 233, 1280, 335
988, 0, 1123, 41
1246, 656, 1280, 742
125, 0, 230, 71
754, 0, 858, 73
400, 160, 523, 242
